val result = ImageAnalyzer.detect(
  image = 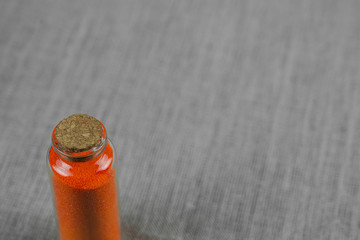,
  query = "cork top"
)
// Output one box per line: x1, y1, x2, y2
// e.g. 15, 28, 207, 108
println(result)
55, 114, 103, 153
